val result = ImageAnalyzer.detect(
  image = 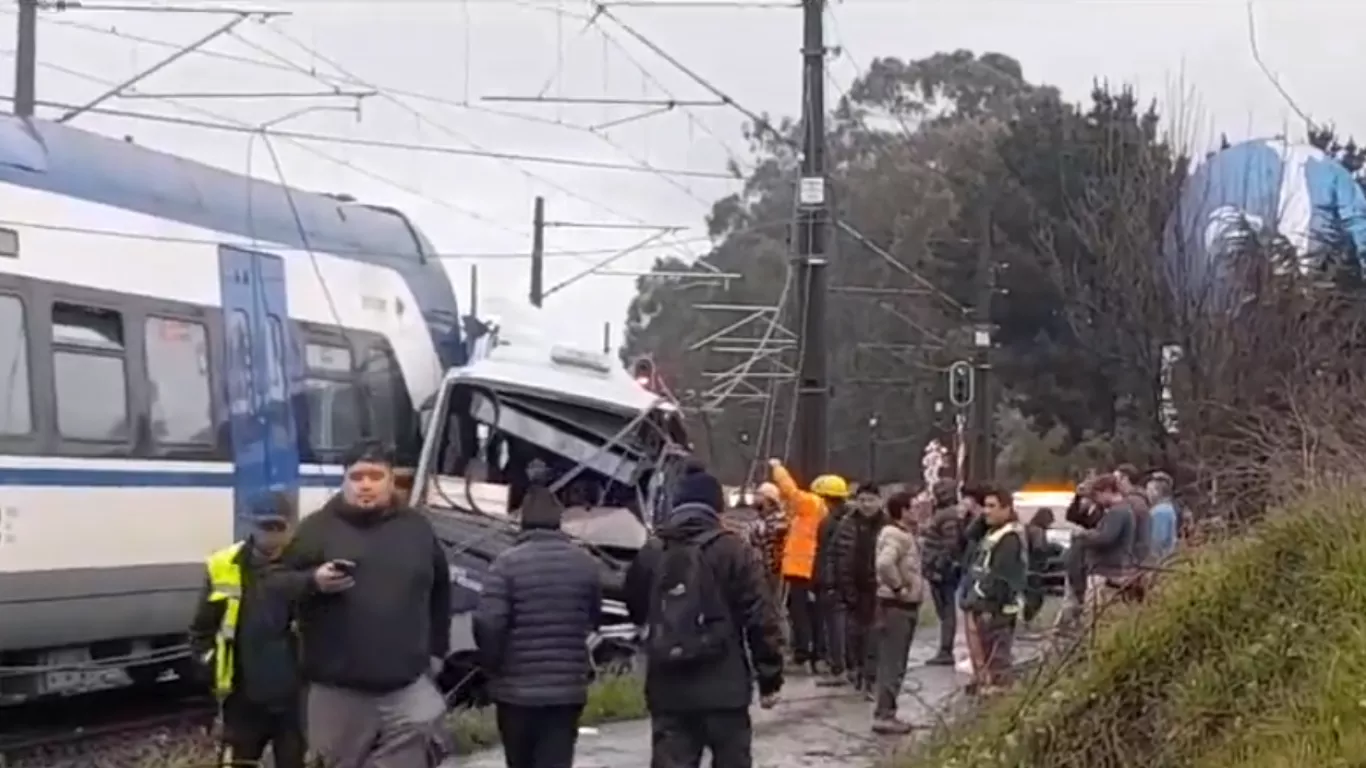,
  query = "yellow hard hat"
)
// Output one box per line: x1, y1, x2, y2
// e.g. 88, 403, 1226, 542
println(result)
810, 474, 849, 499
